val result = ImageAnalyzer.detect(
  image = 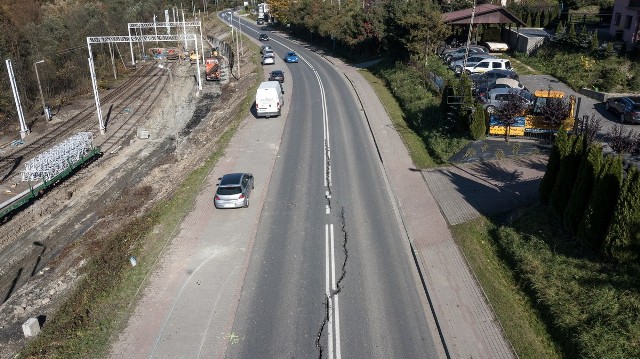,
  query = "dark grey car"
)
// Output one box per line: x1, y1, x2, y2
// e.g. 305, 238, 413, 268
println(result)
214, 173, 254, 209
